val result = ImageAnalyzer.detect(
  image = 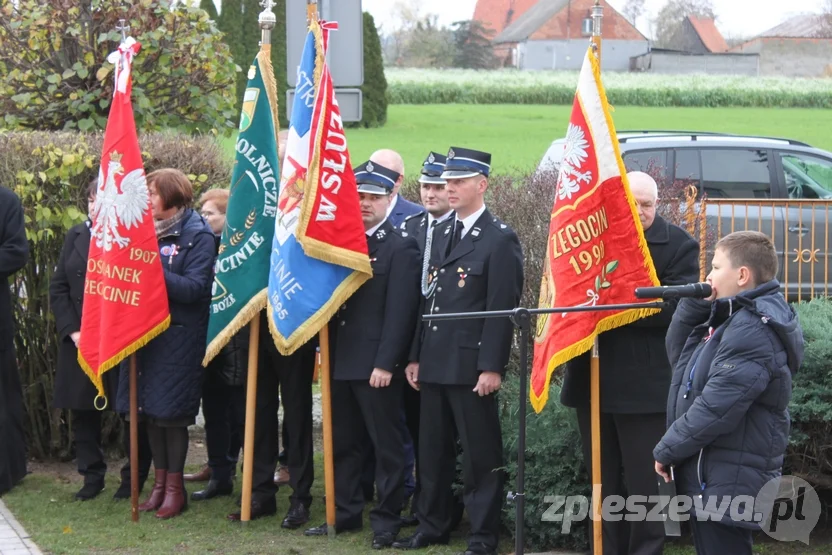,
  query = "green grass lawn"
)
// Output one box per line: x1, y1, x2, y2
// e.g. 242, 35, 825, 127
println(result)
6, 460, 832, 554
221, 105, 832, 177
1, 456, 494, 555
